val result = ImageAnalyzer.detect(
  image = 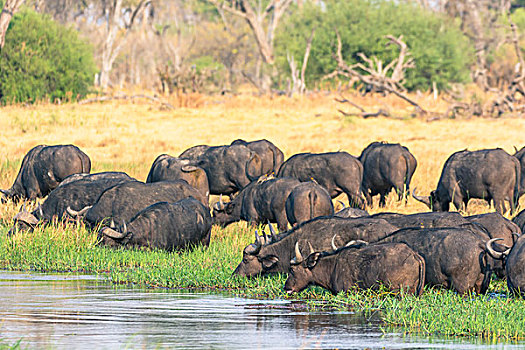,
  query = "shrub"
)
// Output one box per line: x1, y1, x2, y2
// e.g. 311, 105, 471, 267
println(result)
275, 0, 474, 91
0, 7, 96, 104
